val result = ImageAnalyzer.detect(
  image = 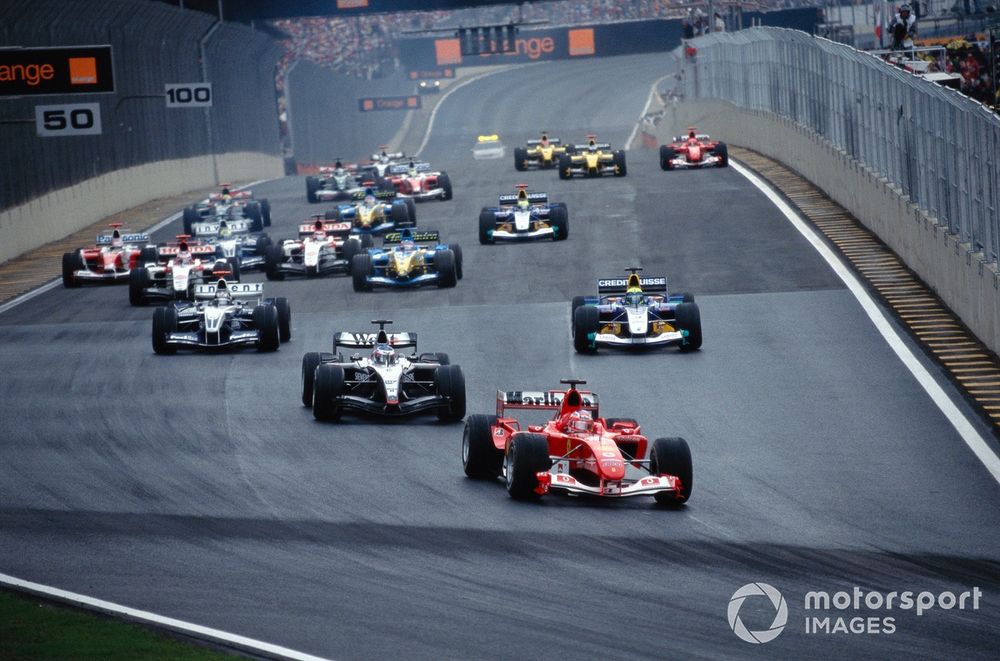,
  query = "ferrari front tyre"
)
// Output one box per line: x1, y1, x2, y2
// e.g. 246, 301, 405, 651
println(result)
463, 414, 502, 478
549, 204, 568, 241
434, 249, 457, 288
649, 437, 693, 505
438, 172, 453, 200
513, 147, 528, 171
62, 252, 83, 288
451, 244, 463, 279
434, 364, 466, 421
139, 246, 159, 265
152, 307, 178, 355
713, 142, 729, 167
182, 206, 200, 235
478, 209, 496, 245
260, 199, 272, 226
558, 154, 572, 180
572, 305, 600, 354
313, 363, 345, 421
253, 304, 280, 352
129, 267, 151, 306
505, 433, 551, 499
265, 244, 285, 281
274, 297, 291, 342
613, 150, 627, 176
301, 351, 322, 406
352, 253, 373, 292
659, 146, 676, 171
306, 176, 321, 203
244, 202, 264, 232
675, 302, 702, 351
